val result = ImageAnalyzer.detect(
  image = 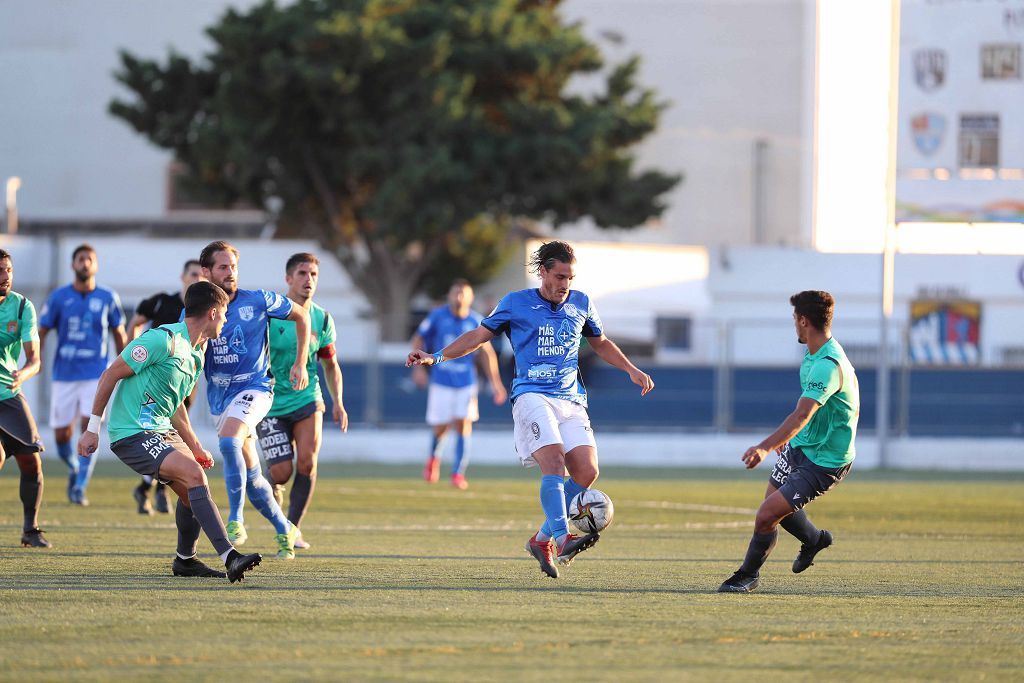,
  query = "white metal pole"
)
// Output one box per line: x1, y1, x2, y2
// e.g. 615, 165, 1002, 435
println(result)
878, 0, 901, 468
